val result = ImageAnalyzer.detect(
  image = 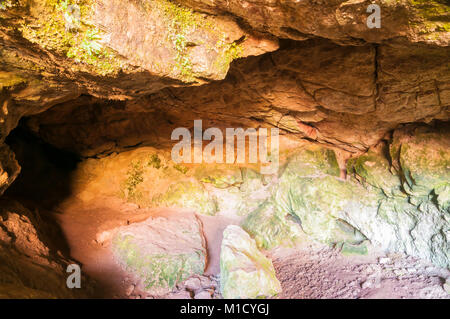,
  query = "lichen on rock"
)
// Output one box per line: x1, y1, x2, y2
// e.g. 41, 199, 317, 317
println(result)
242, 200, 302, 250
152, 180, 218, 216
220, 225, 282, 299
112, 213, 207, 295
17, 0, 126, 75
343, 124, 450, 268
